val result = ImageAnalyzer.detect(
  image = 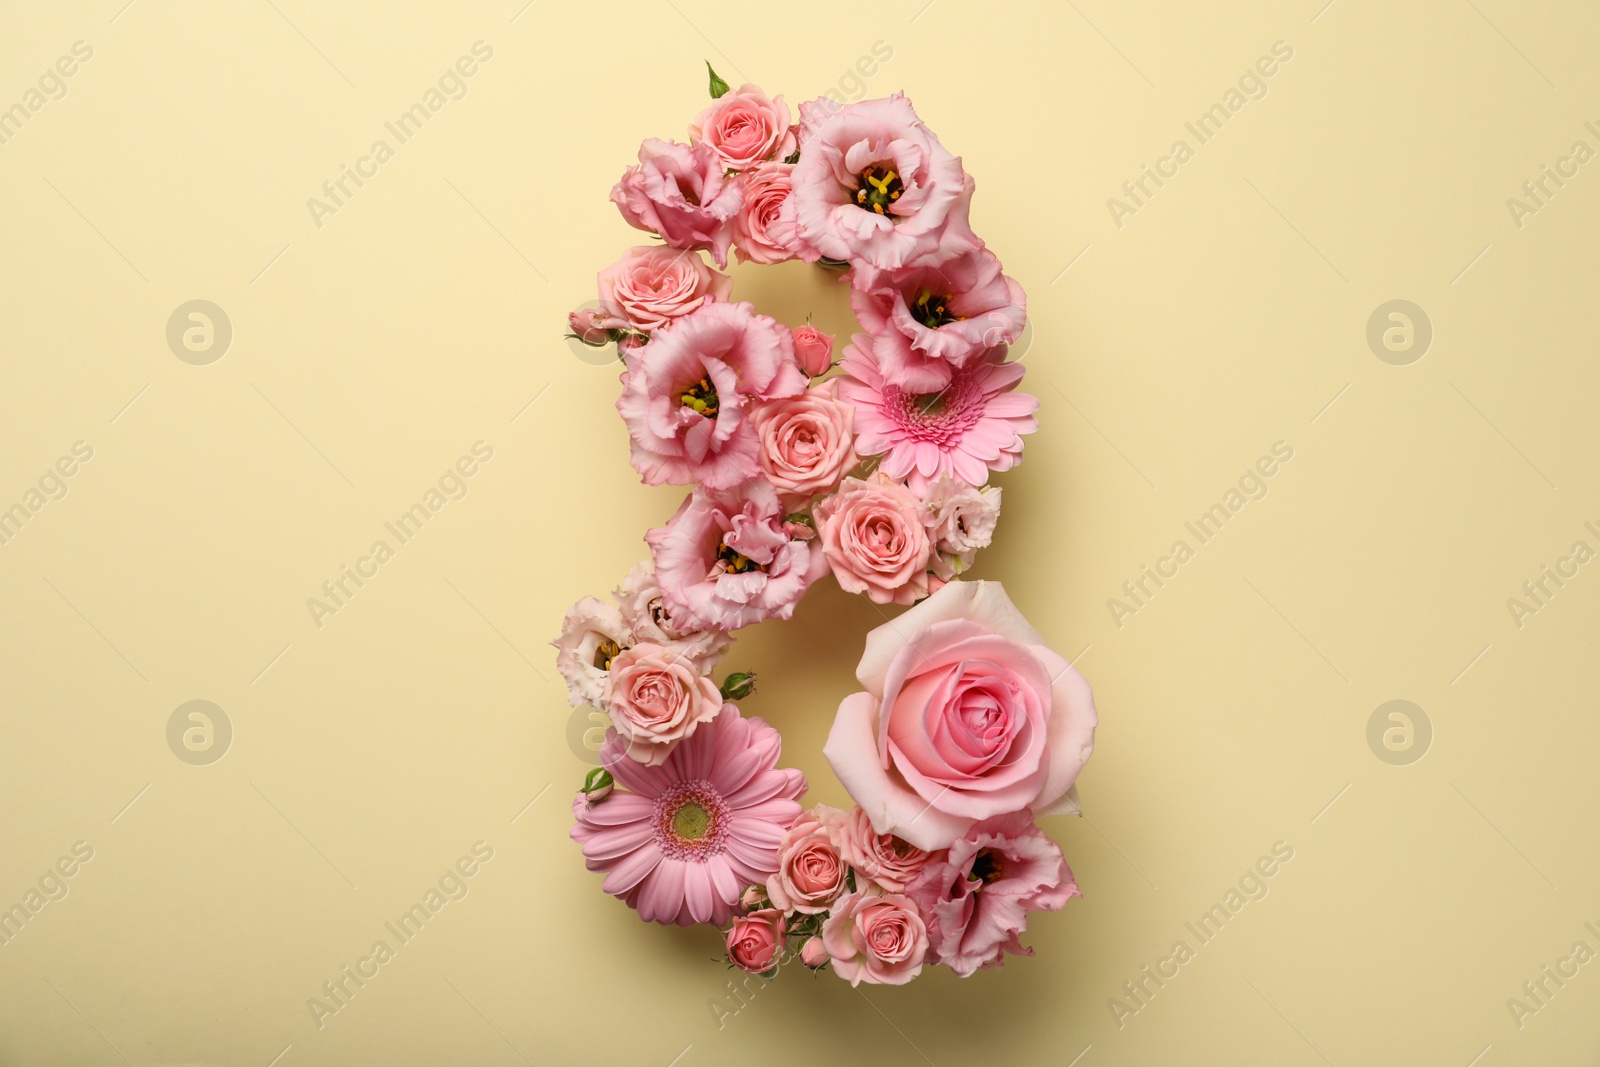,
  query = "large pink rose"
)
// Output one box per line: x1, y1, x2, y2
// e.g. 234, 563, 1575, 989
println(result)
612, 139, 742, 267
597, 245, 731, 335
850, 247, 1026, 374
646, 478, 830, 632
906, 810, 1079, 977
616, 301, 807, 489
784, 94, 980, 272
820, 888, 928, 986
750, 379, 857, 500
690, 84, 797, 172
813, 473, 931, 605
823, 580, 1097, 850
766, 805, 849, 914
599, 642, 723, 766
733, 163, 800, 265
833, 805, 936, 893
